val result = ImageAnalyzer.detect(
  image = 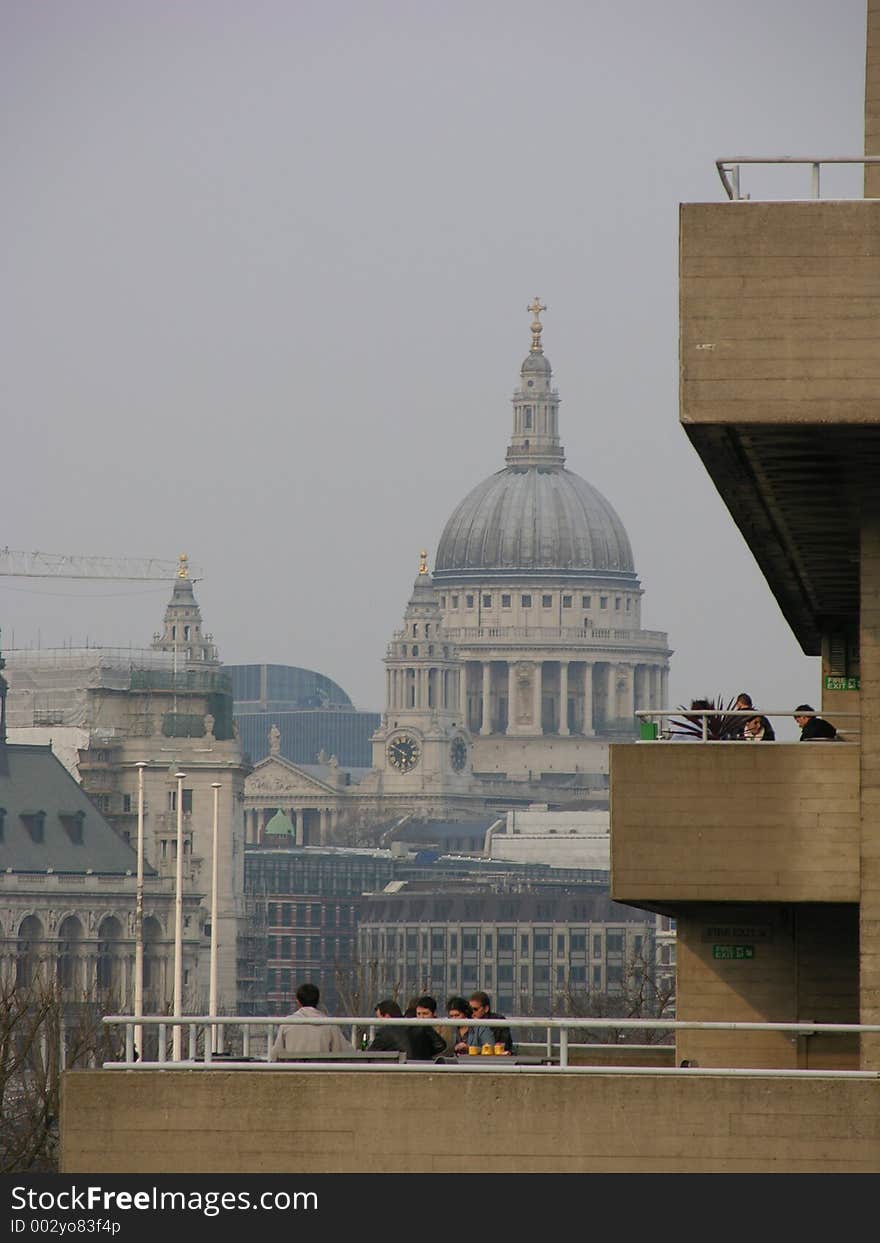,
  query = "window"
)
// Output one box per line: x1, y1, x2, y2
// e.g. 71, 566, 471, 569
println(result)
466, 594, 474, 609
556, 966, 565, 986
462, 932, 479, 952
606, 932, 625, 953
626, 597, 632, 612
440, 596, 446, 608
600, 596, 608, 610
524, 405, 533, 428
183, 625, 190, 640
615, 597, 621, 610
533, 933, 550, 953
521, 594, 532, 608
534, 965, 550, 983
520, 965, 529, 988
498, 932, 515, 953
520, 934, 529, 955
582, 595, 591, 608
498, 964, 514, 983
432, 931, 445, 952
570, 933, 586, 952
562, 595, 572, 608
122, 794, 131, 813
542, 594, 552, 608
592, 965, 602, 987
501, 594, 511, 609
168, 789, 193, 814
570, 965, 586, 984
556, 934, 566, 955
452, 595, 459, 608
592, 935, 602, 957
484, 934, 493, 955
482, 594, 492, 608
